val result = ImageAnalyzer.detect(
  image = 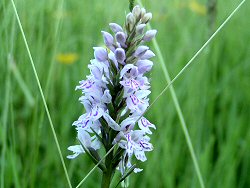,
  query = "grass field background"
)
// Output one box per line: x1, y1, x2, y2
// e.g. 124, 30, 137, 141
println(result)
1, 0, 250, 187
